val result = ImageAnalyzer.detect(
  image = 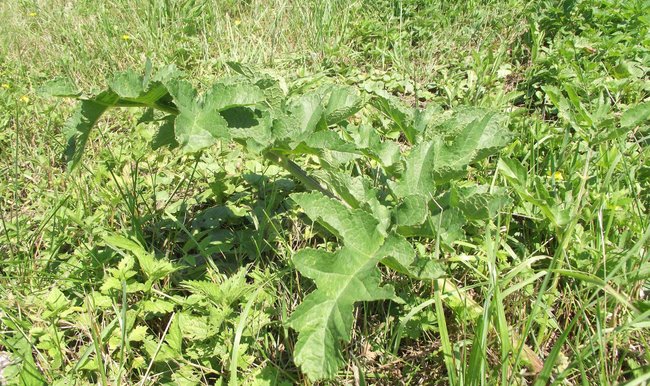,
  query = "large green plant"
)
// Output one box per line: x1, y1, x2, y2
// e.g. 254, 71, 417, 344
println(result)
56, 63, 531, 380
